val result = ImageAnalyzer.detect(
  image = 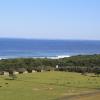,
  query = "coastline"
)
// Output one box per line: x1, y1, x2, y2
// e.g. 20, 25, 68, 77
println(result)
0, 55, 70, 60
0, 53, 100, 60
